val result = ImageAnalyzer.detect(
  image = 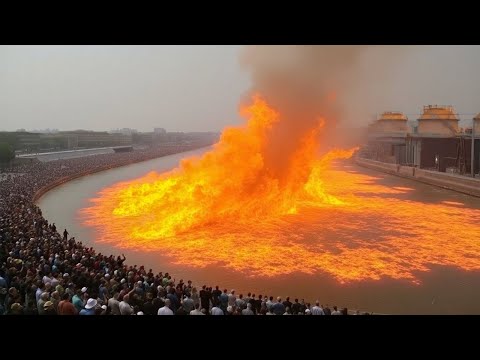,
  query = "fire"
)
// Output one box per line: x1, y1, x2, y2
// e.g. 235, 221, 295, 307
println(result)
81, 96, 480, 284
